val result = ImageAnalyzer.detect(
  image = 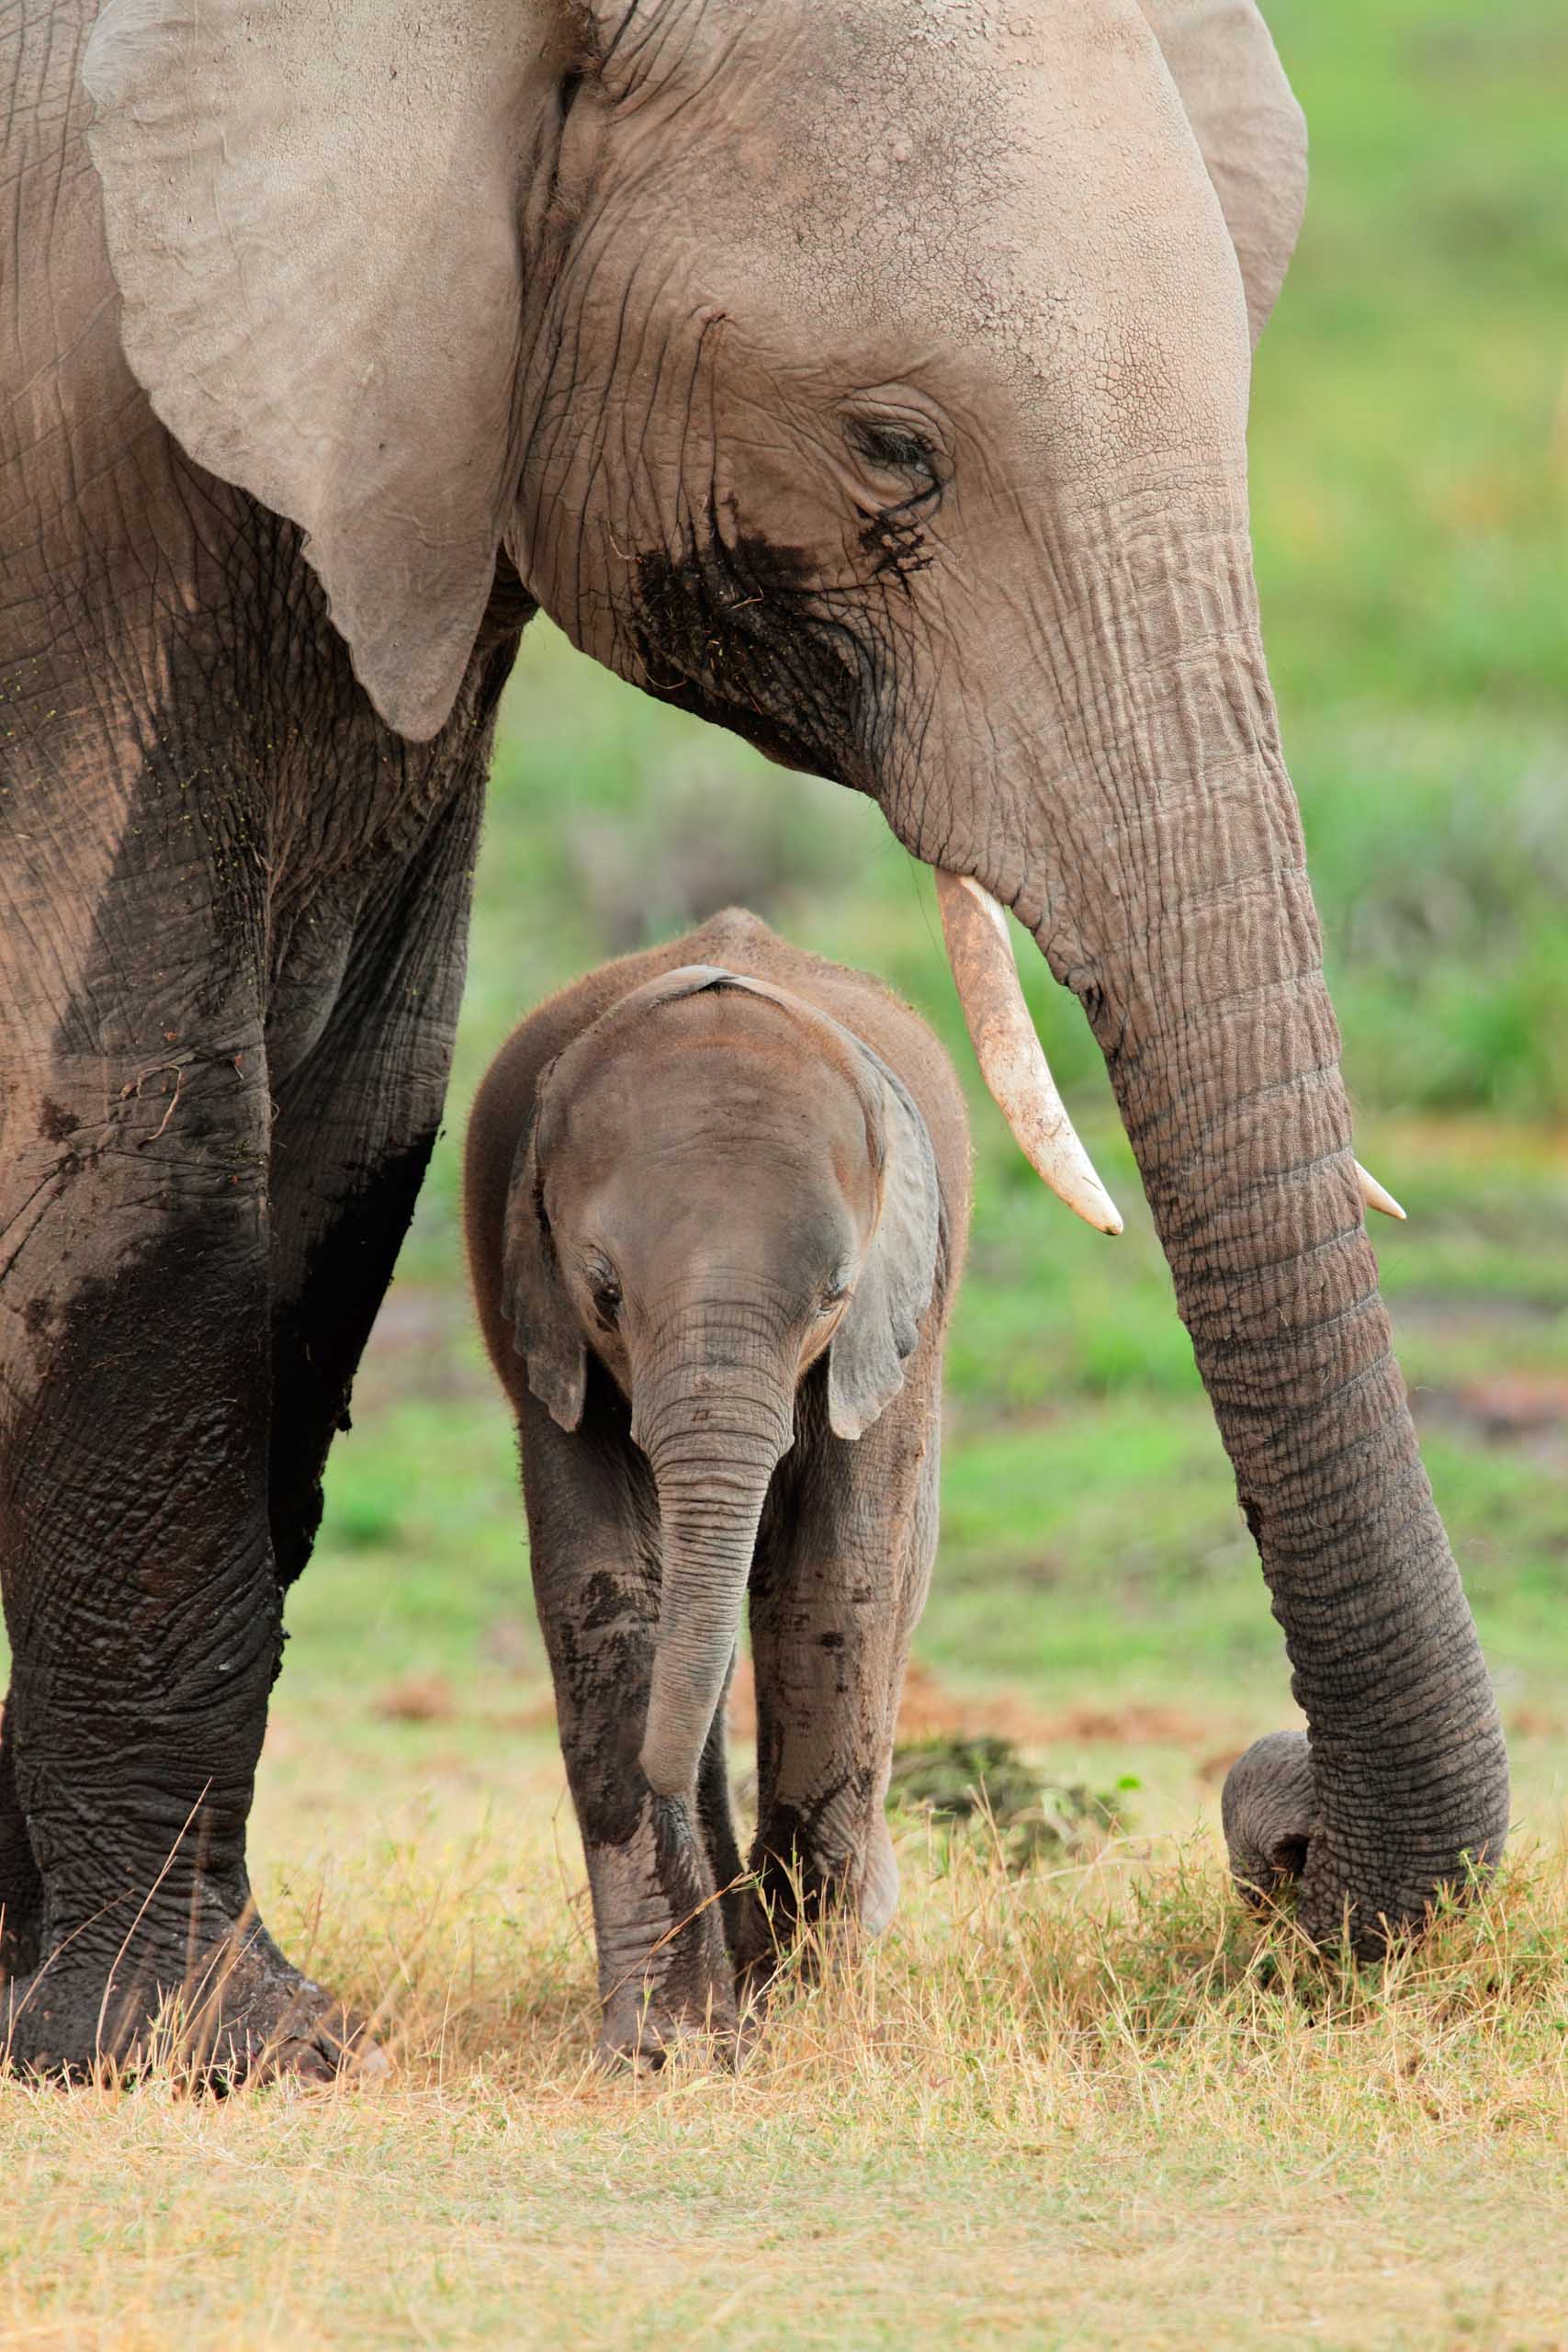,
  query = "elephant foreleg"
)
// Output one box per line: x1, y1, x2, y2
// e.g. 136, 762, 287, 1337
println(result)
0, 1703, 43, 1977
265, 787, 482, 1589
0, 1035, 366, 2080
